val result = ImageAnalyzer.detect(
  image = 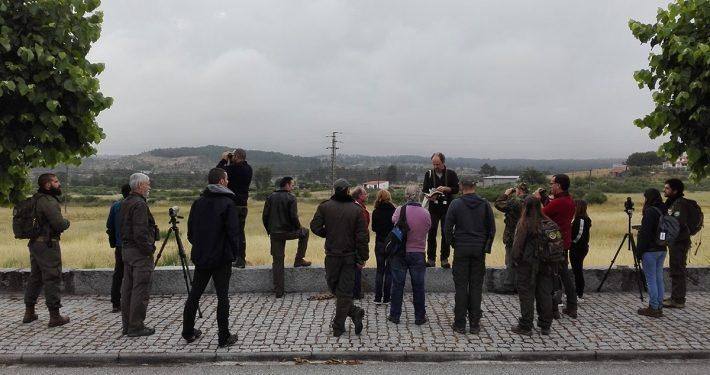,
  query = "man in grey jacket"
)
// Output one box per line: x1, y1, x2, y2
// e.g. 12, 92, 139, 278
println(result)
445, 176, 495, 334
263, 176, 311, 298
120, 173, 159, 337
